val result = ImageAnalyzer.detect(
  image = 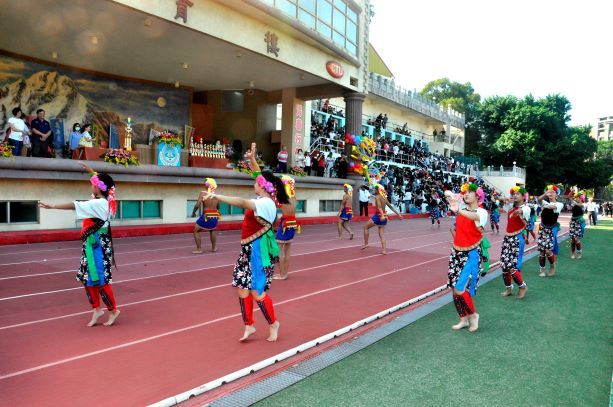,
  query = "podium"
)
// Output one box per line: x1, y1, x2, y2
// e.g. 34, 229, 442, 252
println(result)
189, 156, 230, 169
